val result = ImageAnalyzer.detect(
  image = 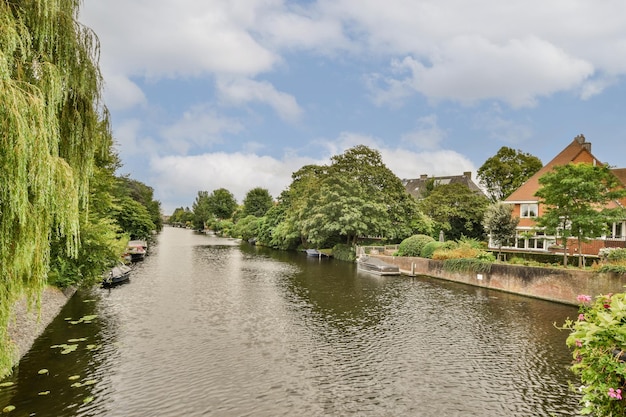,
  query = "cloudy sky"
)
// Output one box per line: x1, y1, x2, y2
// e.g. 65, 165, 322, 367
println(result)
79, 0, 626, 213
